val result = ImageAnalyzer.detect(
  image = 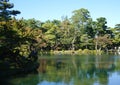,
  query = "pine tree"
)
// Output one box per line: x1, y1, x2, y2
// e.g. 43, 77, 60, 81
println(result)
0, 1, 39, 76
0, 0, 20, 21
